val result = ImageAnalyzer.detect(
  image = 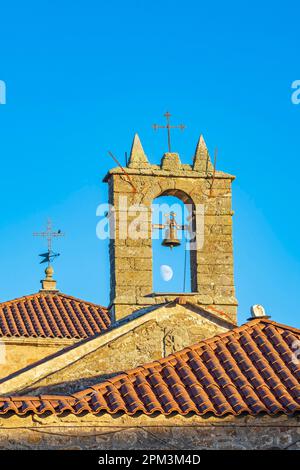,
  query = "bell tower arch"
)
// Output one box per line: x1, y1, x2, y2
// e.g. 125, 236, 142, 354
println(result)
104, 133, 237, 323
